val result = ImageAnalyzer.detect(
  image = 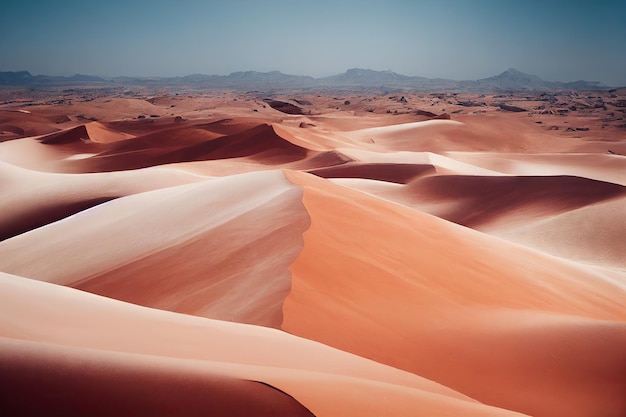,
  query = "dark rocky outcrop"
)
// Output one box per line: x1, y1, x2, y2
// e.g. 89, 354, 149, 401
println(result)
497, 103, 527, 112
